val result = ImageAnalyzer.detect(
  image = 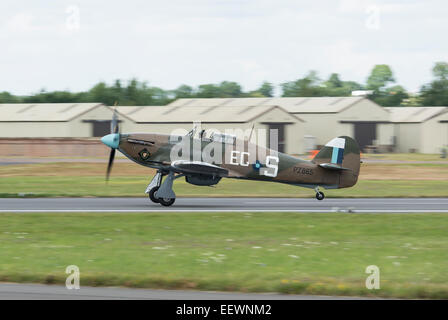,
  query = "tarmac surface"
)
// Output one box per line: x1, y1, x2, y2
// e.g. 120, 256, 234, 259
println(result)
1, 197, 448, 213
0, 283, 370, 300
